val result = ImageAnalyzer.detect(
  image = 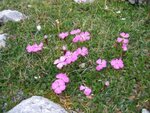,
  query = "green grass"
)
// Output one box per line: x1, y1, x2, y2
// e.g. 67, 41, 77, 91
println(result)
0, 0, 150, 112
